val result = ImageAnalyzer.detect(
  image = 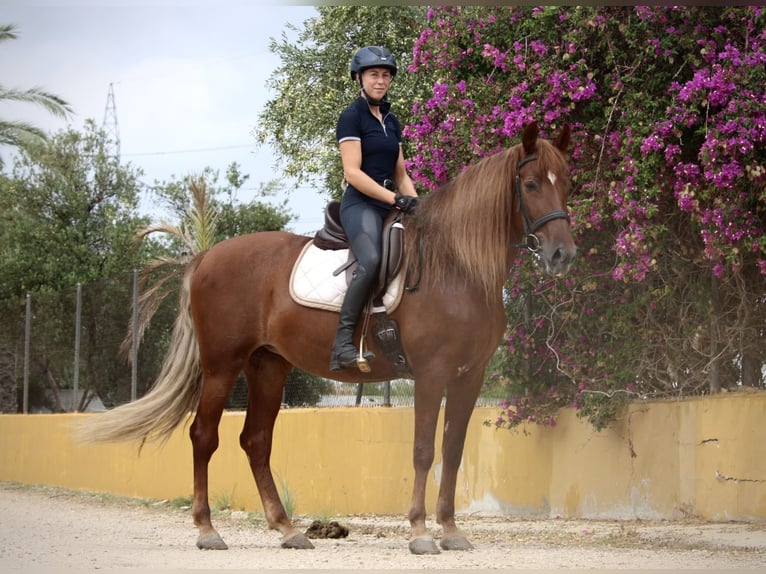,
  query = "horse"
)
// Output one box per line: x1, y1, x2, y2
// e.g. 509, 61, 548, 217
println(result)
79, 121, 576, 555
